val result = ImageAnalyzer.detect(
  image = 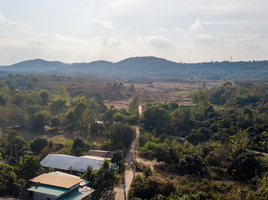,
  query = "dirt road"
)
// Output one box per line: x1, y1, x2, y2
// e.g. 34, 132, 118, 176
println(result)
114, 127, 140, 200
